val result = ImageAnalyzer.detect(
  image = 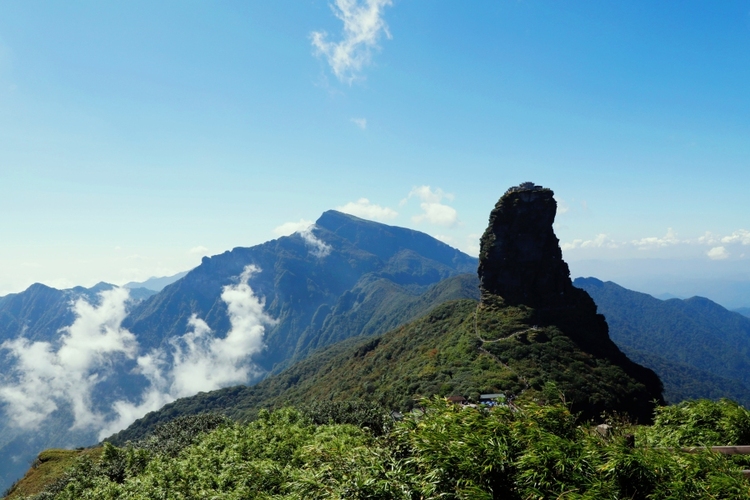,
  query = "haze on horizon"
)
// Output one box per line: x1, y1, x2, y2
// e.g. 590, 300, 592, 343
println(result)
0, 1, 748, 306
